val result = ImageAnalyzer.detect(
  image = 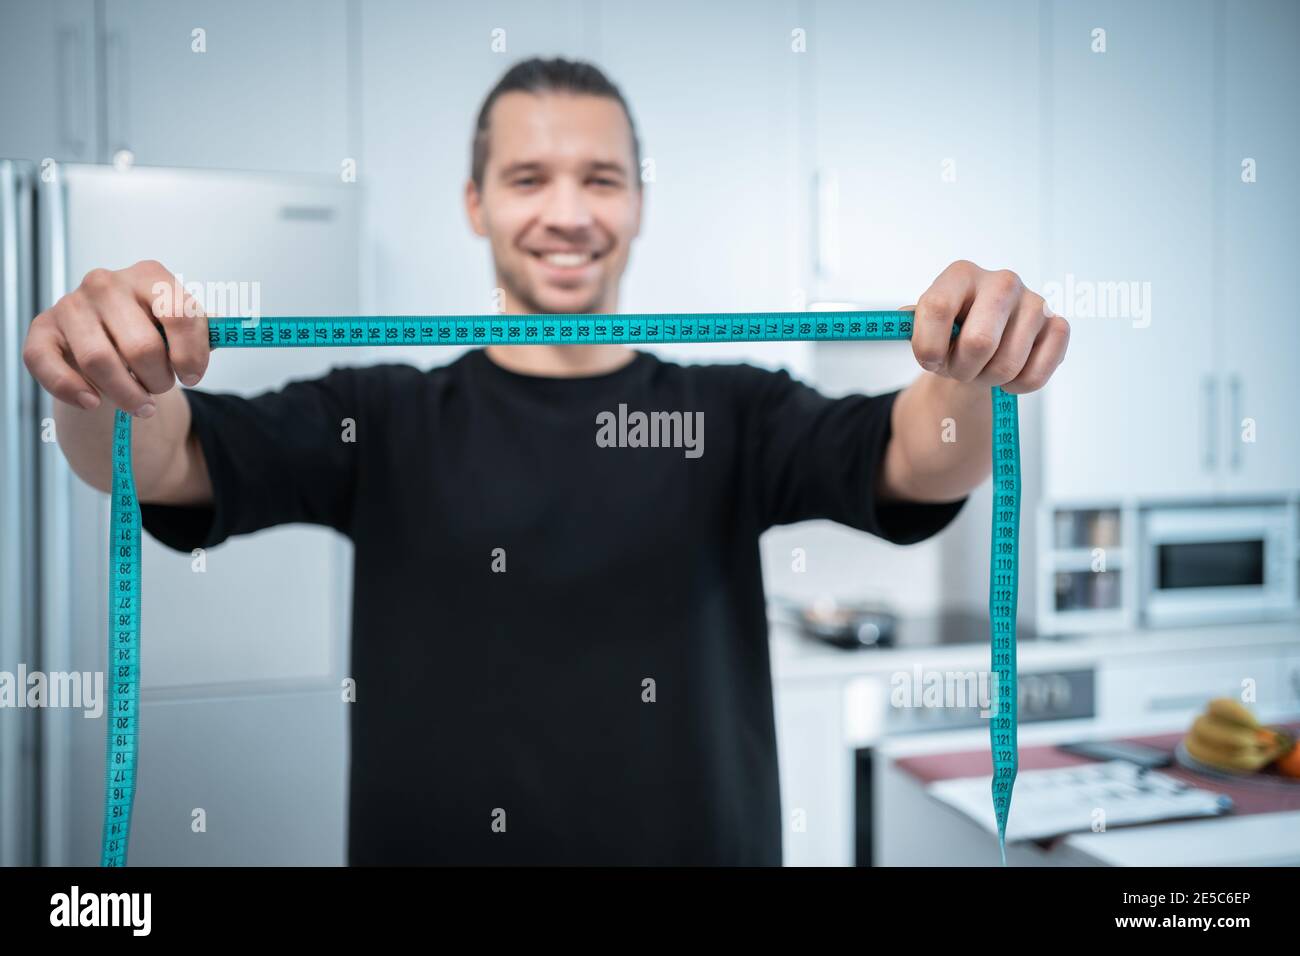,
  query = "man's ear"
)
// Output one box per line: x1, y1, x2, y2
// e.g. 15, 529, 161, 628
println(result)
465, 179, 487, 237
